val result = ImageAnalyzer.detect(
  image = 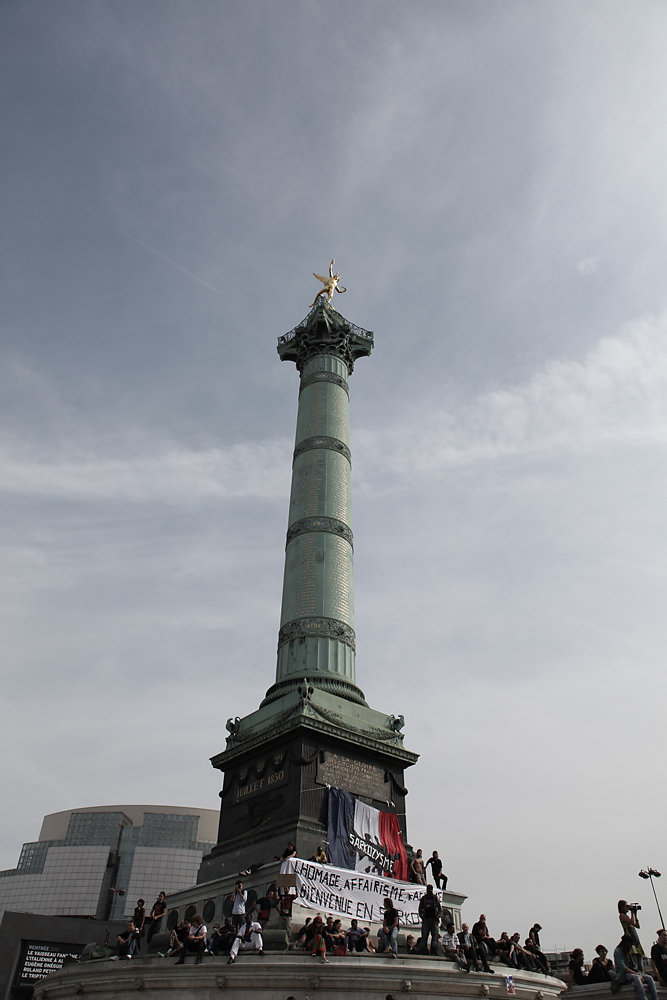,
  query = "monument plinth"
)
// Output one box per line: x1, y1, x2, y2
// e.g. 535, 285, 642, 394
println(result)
199, 299, 418, 881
